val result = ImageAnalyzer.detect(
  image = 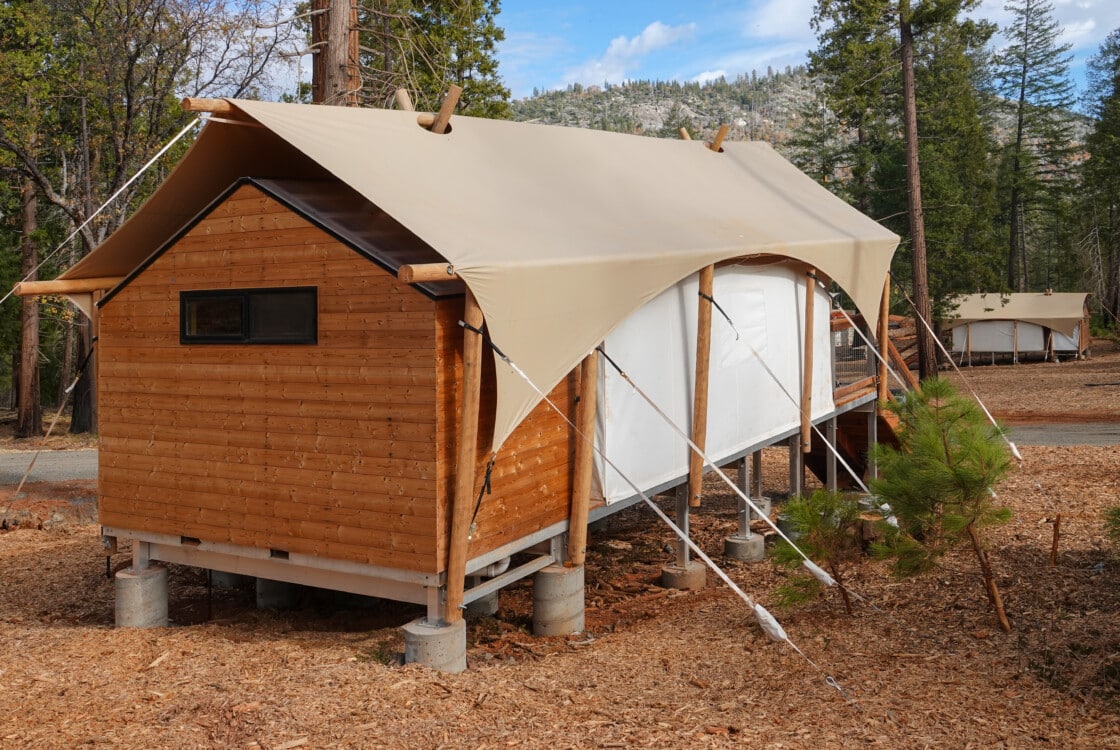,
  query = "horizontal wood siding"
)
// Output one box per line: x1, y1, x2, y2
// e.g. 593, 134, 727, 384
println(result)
434, 300, 578, 572
98, 185, 441, 572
